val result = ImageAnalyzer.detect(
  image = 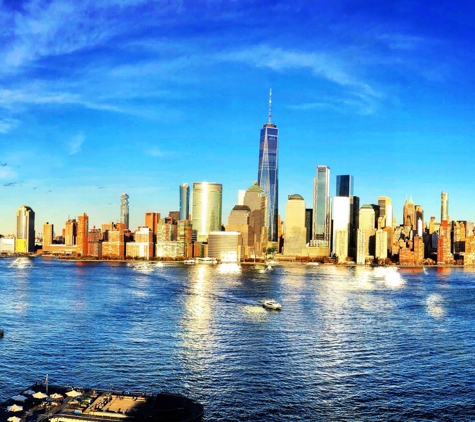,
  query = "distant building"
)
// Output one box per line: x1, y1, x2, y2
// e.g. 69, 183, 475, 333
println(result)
332, 196, 350, 262
257, 90, 279, 243
43, 222, 54, 248
208, 231, 242, 263
179, 183, 190, 221
192, 182, 222, 242
77, 213, 89, 256
441, 191, 449, 222
378, 196, 392, 228
145, 212, 160, 234
120, 193, 130, 229
15, 205, 35, 253
312, 165, 331, 247
243, 182, 267, 256
284, 194, 306, 256
126, 227, 153, 259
